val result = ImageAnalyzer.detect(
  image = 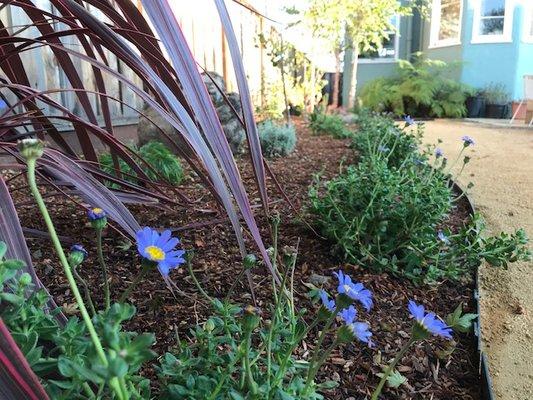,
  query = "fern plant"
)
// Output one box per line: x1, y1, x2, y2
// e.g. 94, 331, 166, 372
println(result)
99, 141, 184, 187
361, 54, 473, 118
